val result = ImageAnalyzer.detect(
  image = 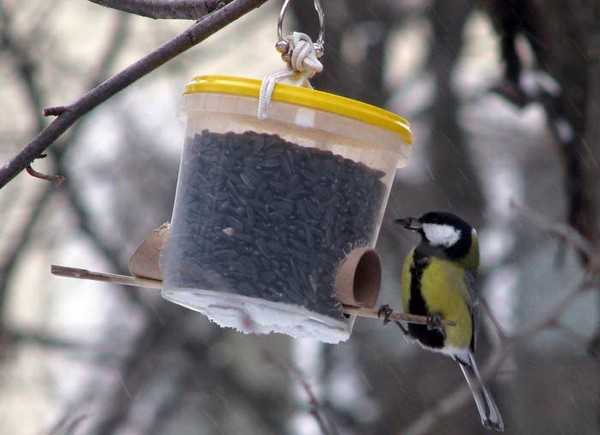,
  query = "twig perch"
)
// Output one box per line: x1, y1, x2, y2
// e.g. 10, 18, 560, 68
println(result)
51, 265, 162, 289
50, 265, 453, 327
343, 306, 455, 327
